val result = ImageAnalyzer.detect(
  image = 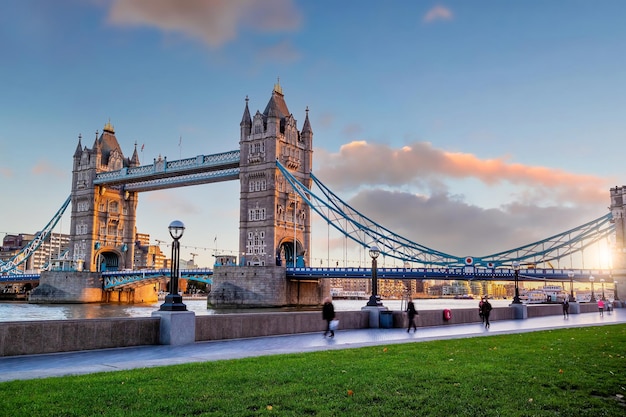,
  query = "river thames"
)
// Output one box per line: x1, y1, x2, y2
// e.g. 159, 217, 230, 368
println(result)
0, 298, 513, 322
